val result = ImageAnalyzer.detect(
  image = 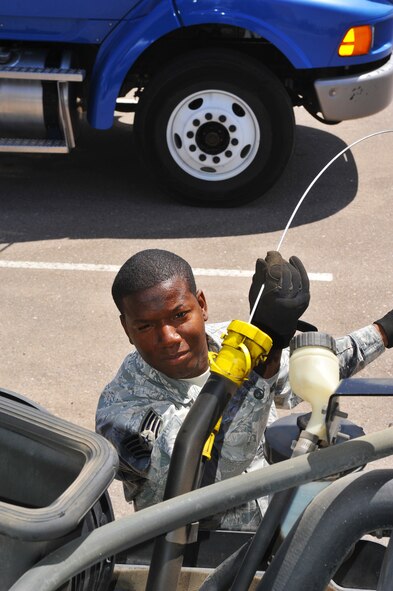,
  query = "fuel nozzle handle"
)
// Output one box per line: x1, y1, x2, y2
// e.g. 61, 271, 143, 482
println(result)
289, 332, 340, 442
